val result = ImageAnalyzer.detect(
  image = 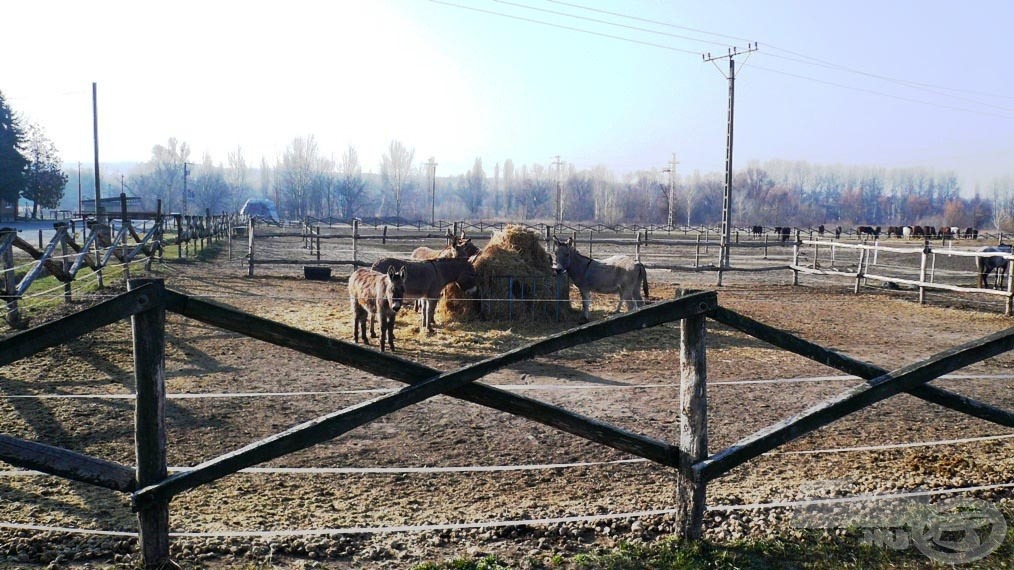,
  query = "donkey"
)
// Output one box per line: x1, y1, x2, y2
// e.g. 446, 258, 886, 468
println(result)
348, 266, 406, 352
411, 234, 480, 262
552, 236, 649, 324
371, 258, 478, 333
976, 244, 1013, 289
